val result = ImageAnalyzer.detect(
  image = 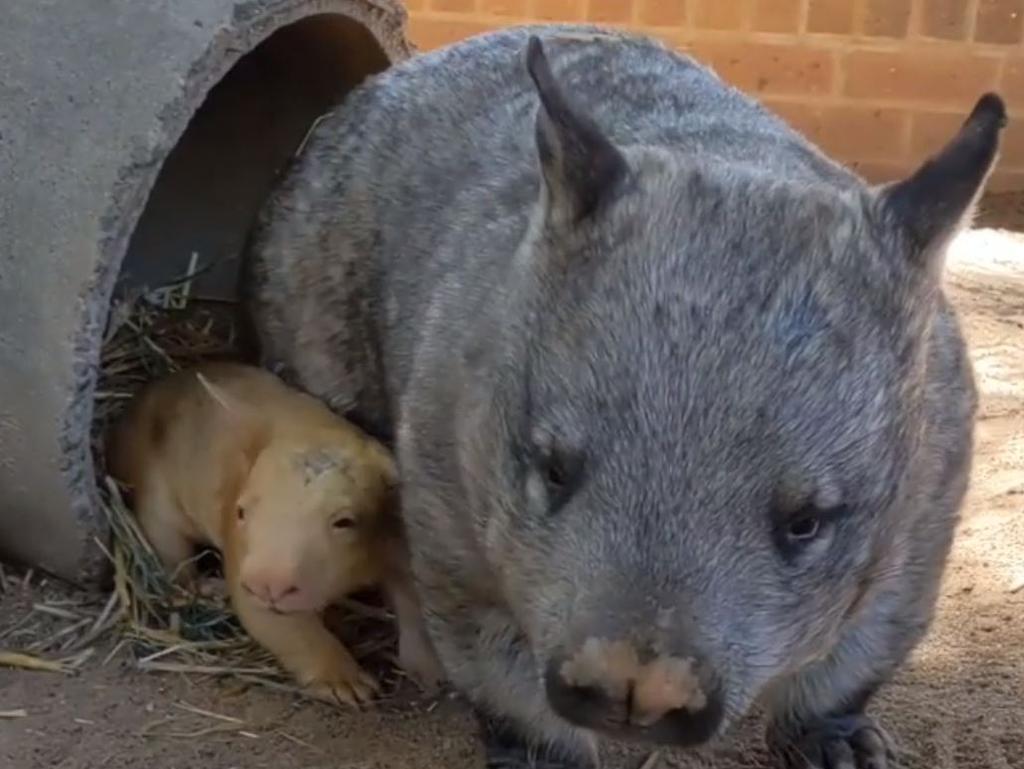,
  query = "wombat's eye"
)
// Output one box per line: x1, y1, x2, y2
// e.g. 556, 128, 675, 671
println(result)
332, 517, 356, 530
786, 514, 820, 542
536, 448, 582, 512
775, 502, 847, 557
545, 456, 568, 490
